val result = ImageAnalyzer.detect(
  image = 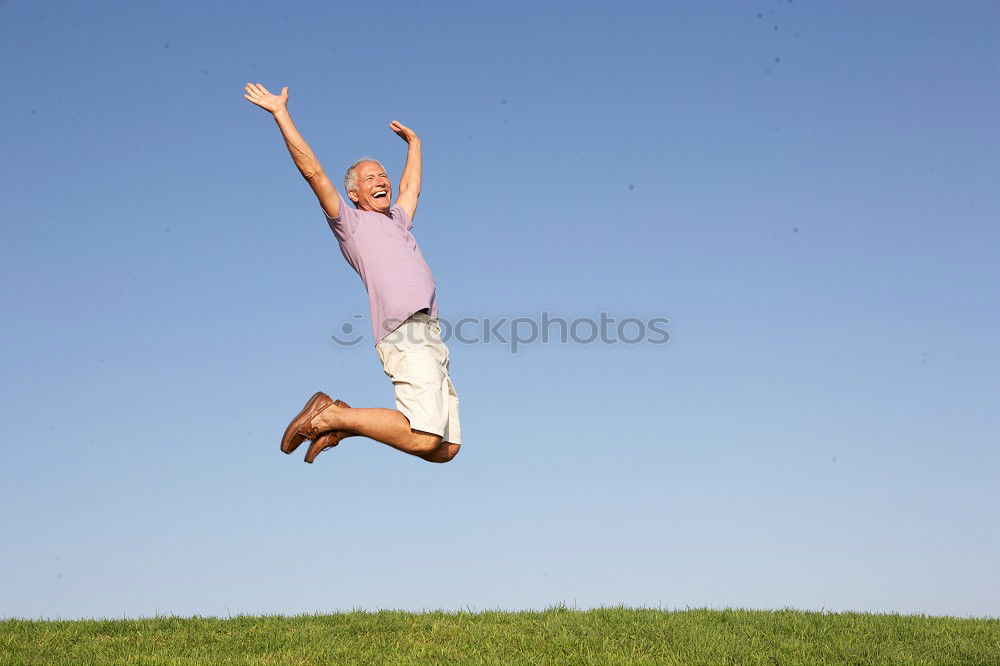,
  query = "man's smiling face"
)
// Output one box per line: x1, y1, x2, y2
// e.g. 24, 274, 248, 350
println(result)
348, 161, 392, 213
